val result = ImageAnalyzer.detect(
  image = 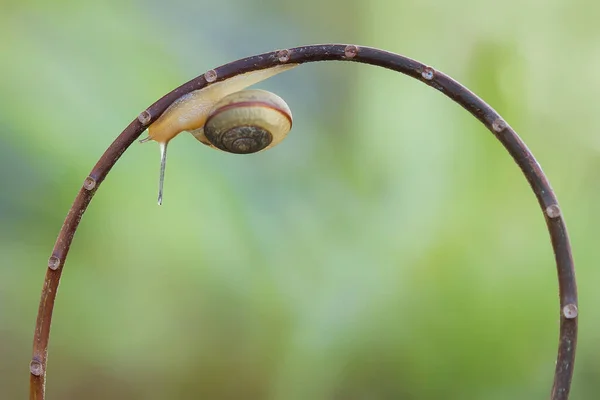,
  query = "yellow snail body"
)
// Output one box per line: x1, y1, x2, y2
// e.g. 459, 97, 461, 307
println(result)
141, 64, 297, 204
